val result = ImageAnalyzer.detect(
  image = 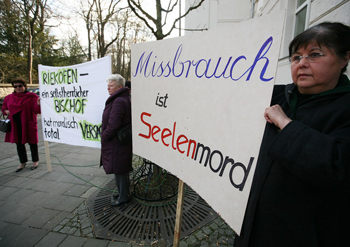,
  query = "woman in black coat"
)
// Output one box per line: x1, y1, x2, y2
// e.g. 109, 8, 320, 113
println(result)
100, 74, 132, 207
235, 22, 350, 246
